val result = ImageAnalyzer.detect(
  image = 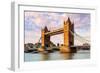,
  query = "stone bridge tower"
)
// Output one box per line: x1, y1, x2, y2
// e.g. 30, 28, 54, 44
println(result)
62, 17, 74, 52
64, 17, 74, 47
